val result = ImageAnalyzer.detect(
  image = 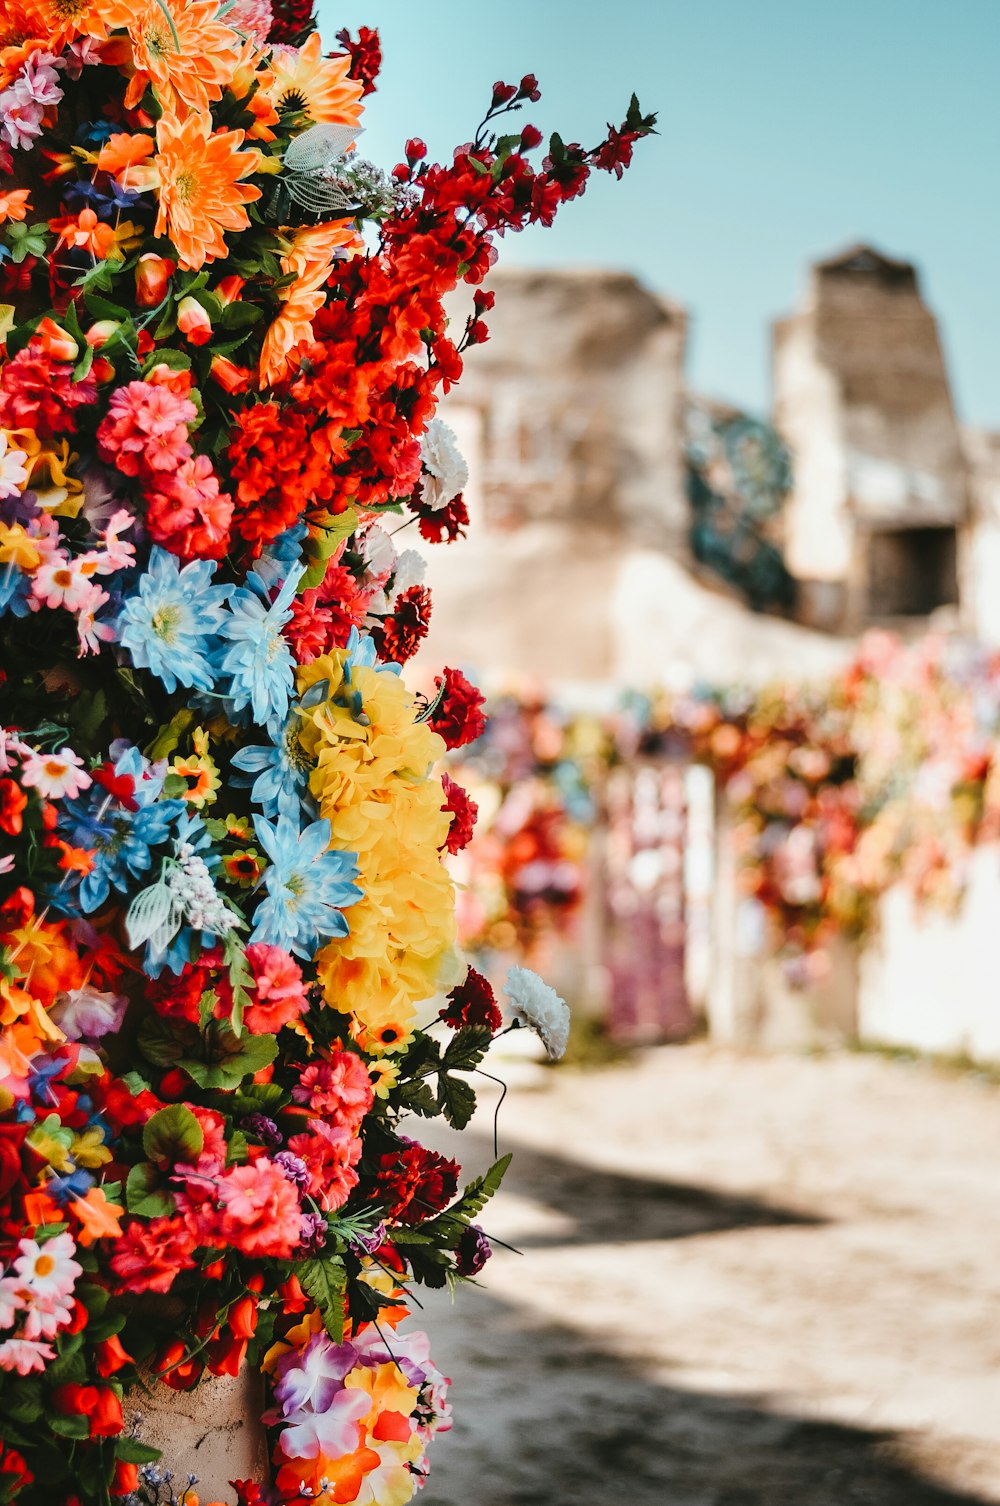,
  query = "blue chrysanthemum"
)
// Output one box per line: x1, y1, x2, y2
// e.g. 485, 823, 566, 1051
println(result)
213, 566, 302, 736
116, 547, 231, 694
231, 720, 312, 822
61, 745, 186, 912
249, 814, 360, 959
